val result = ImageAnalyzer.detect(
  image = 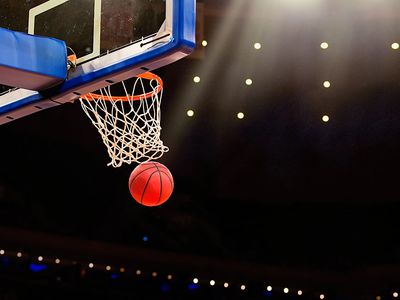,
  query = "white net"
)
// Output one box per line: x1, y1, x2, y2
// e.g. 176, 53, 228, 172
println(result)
79, 73, 169, 168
